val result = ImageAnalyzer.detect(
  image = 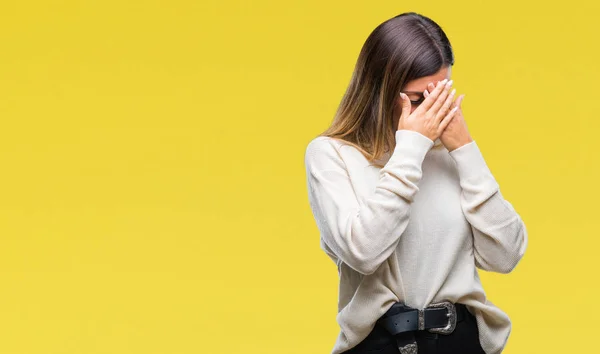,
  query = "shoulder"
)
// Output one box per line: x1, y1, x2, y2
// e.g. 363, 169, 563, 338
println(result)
305, 136, 355, 172
306, 136, 338, 156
